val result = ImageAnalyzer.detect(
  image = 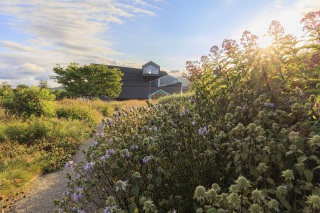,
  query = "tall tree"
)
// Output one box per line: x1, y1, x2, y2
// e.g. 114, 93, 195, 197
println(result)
38, 79, 49, 89
51, 63, 123, 98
